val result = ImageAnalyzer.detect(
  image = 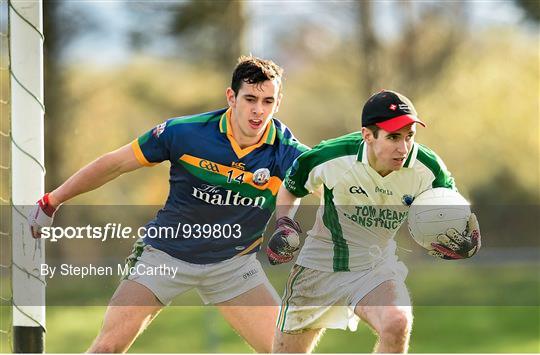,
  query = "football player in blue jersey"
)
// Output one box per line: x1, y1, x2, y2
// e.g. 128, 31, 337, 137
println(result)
27, 55, 308, 353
